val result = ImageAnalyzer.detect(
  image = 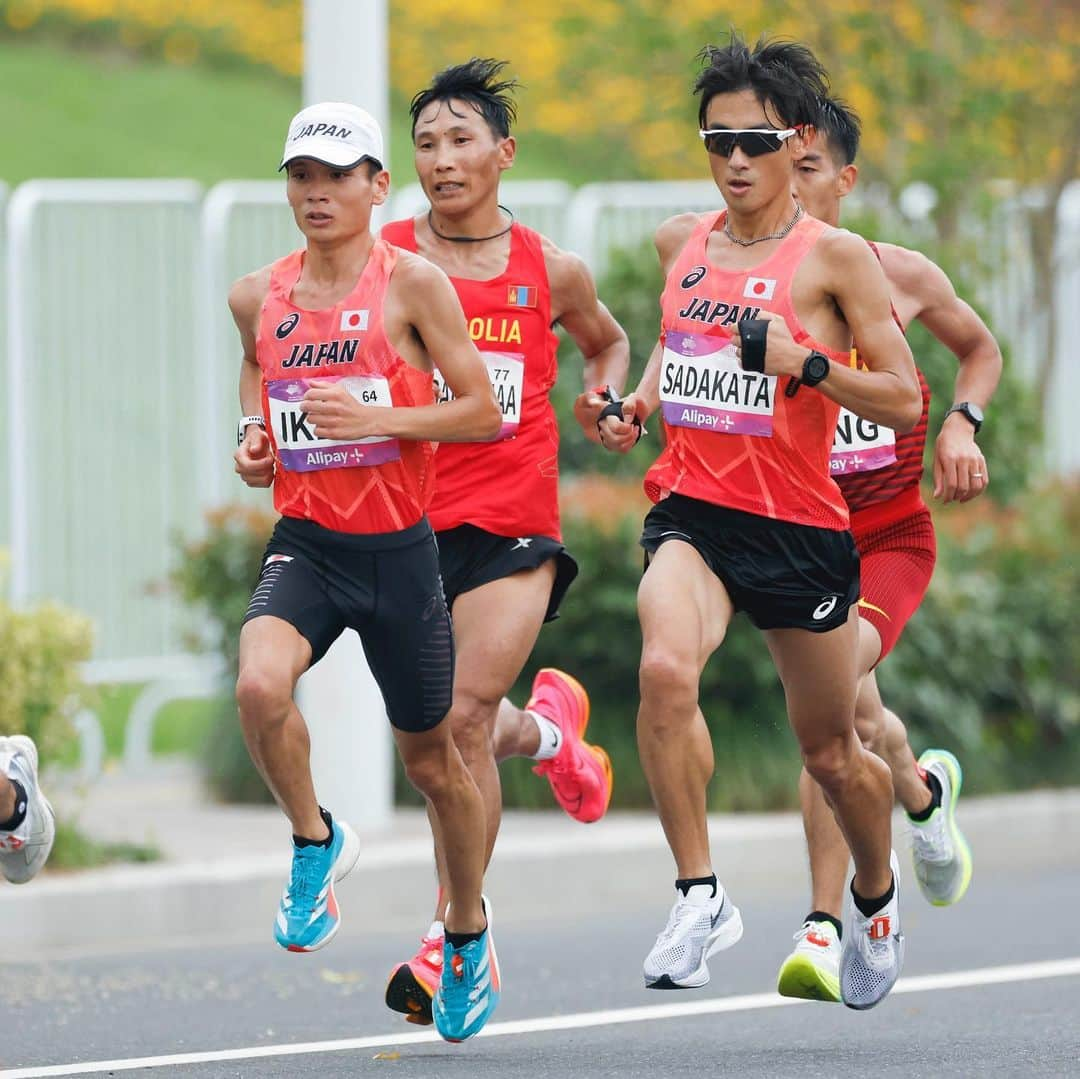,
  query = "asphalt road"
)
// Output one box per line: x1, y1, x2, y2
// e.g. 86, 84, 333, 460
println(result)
4, 835, 1078, 1078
